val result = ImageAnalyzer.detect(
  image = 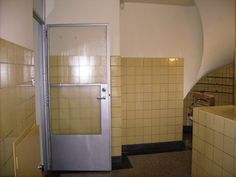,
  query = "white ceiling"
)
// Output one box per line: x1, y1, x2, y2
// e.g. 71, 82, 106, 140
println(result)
123, 0, 195, 6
